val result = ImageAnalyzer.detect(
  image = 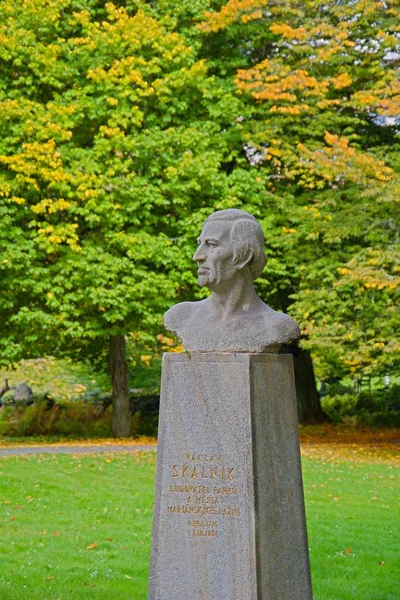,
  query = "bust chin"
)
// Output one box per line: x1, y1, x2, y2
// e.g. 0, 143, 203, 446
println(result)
164, 300, 300, 353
